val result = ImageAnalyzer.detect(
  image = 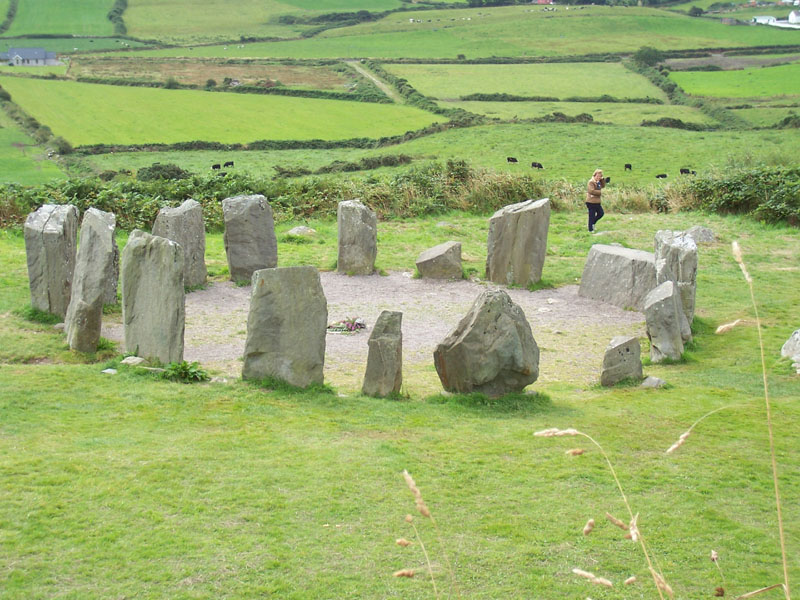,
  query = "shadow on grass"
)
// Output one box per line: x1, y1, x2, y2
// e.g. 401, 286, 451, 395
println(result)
425, 389, 568, 418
